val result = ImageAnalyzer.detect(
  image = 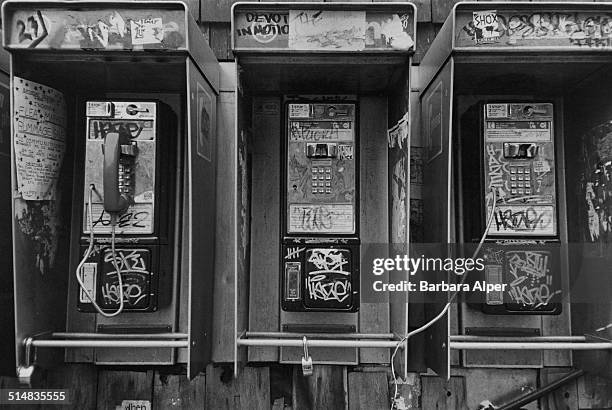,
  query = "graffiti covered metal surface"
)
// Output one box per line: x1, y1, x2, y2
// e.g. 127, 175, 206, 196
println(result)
286, 103, 357, 235
483, 103, 557, 236
456, 7, 612, 49
232, 5, 415, 52
3, 4, 187, 50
